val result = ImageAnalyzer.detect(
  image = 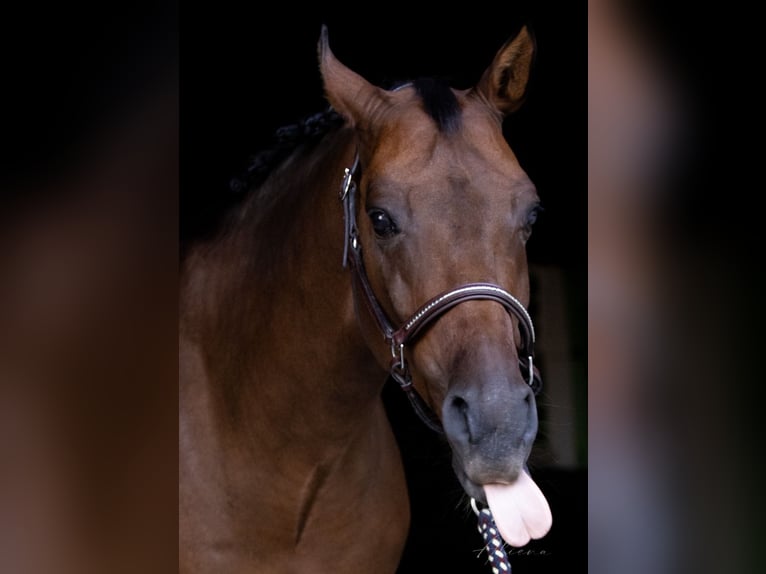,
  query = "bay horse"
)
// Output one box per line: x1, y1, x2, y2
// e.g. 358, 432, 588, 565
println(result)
180, 25, 551, 573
